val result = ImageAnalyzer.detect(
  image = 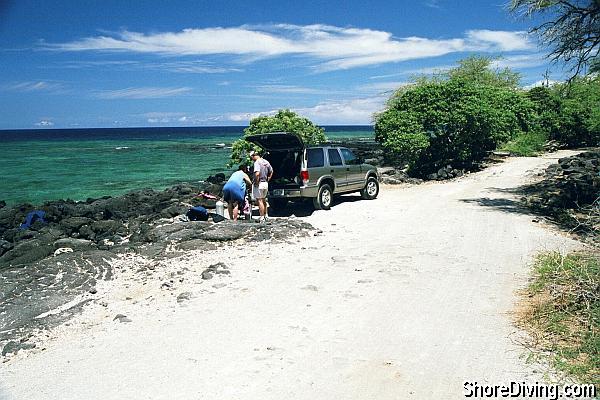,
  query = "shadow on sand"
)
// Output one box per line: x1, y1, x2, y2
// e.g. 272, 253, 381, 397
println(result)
267, 194, 365, 218
459, 186, 541, 216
